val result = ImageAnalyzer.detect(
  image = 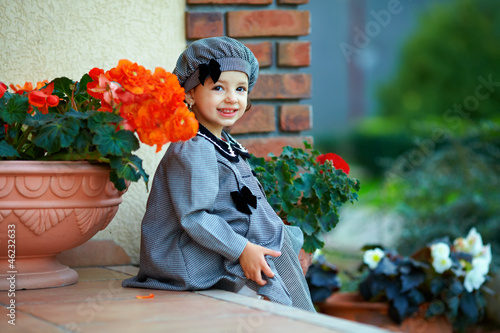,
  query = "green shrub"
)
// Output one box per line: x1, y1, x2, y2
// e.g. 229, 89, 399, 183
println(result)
378, 0, 500, 136
382, 122, 500, 268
